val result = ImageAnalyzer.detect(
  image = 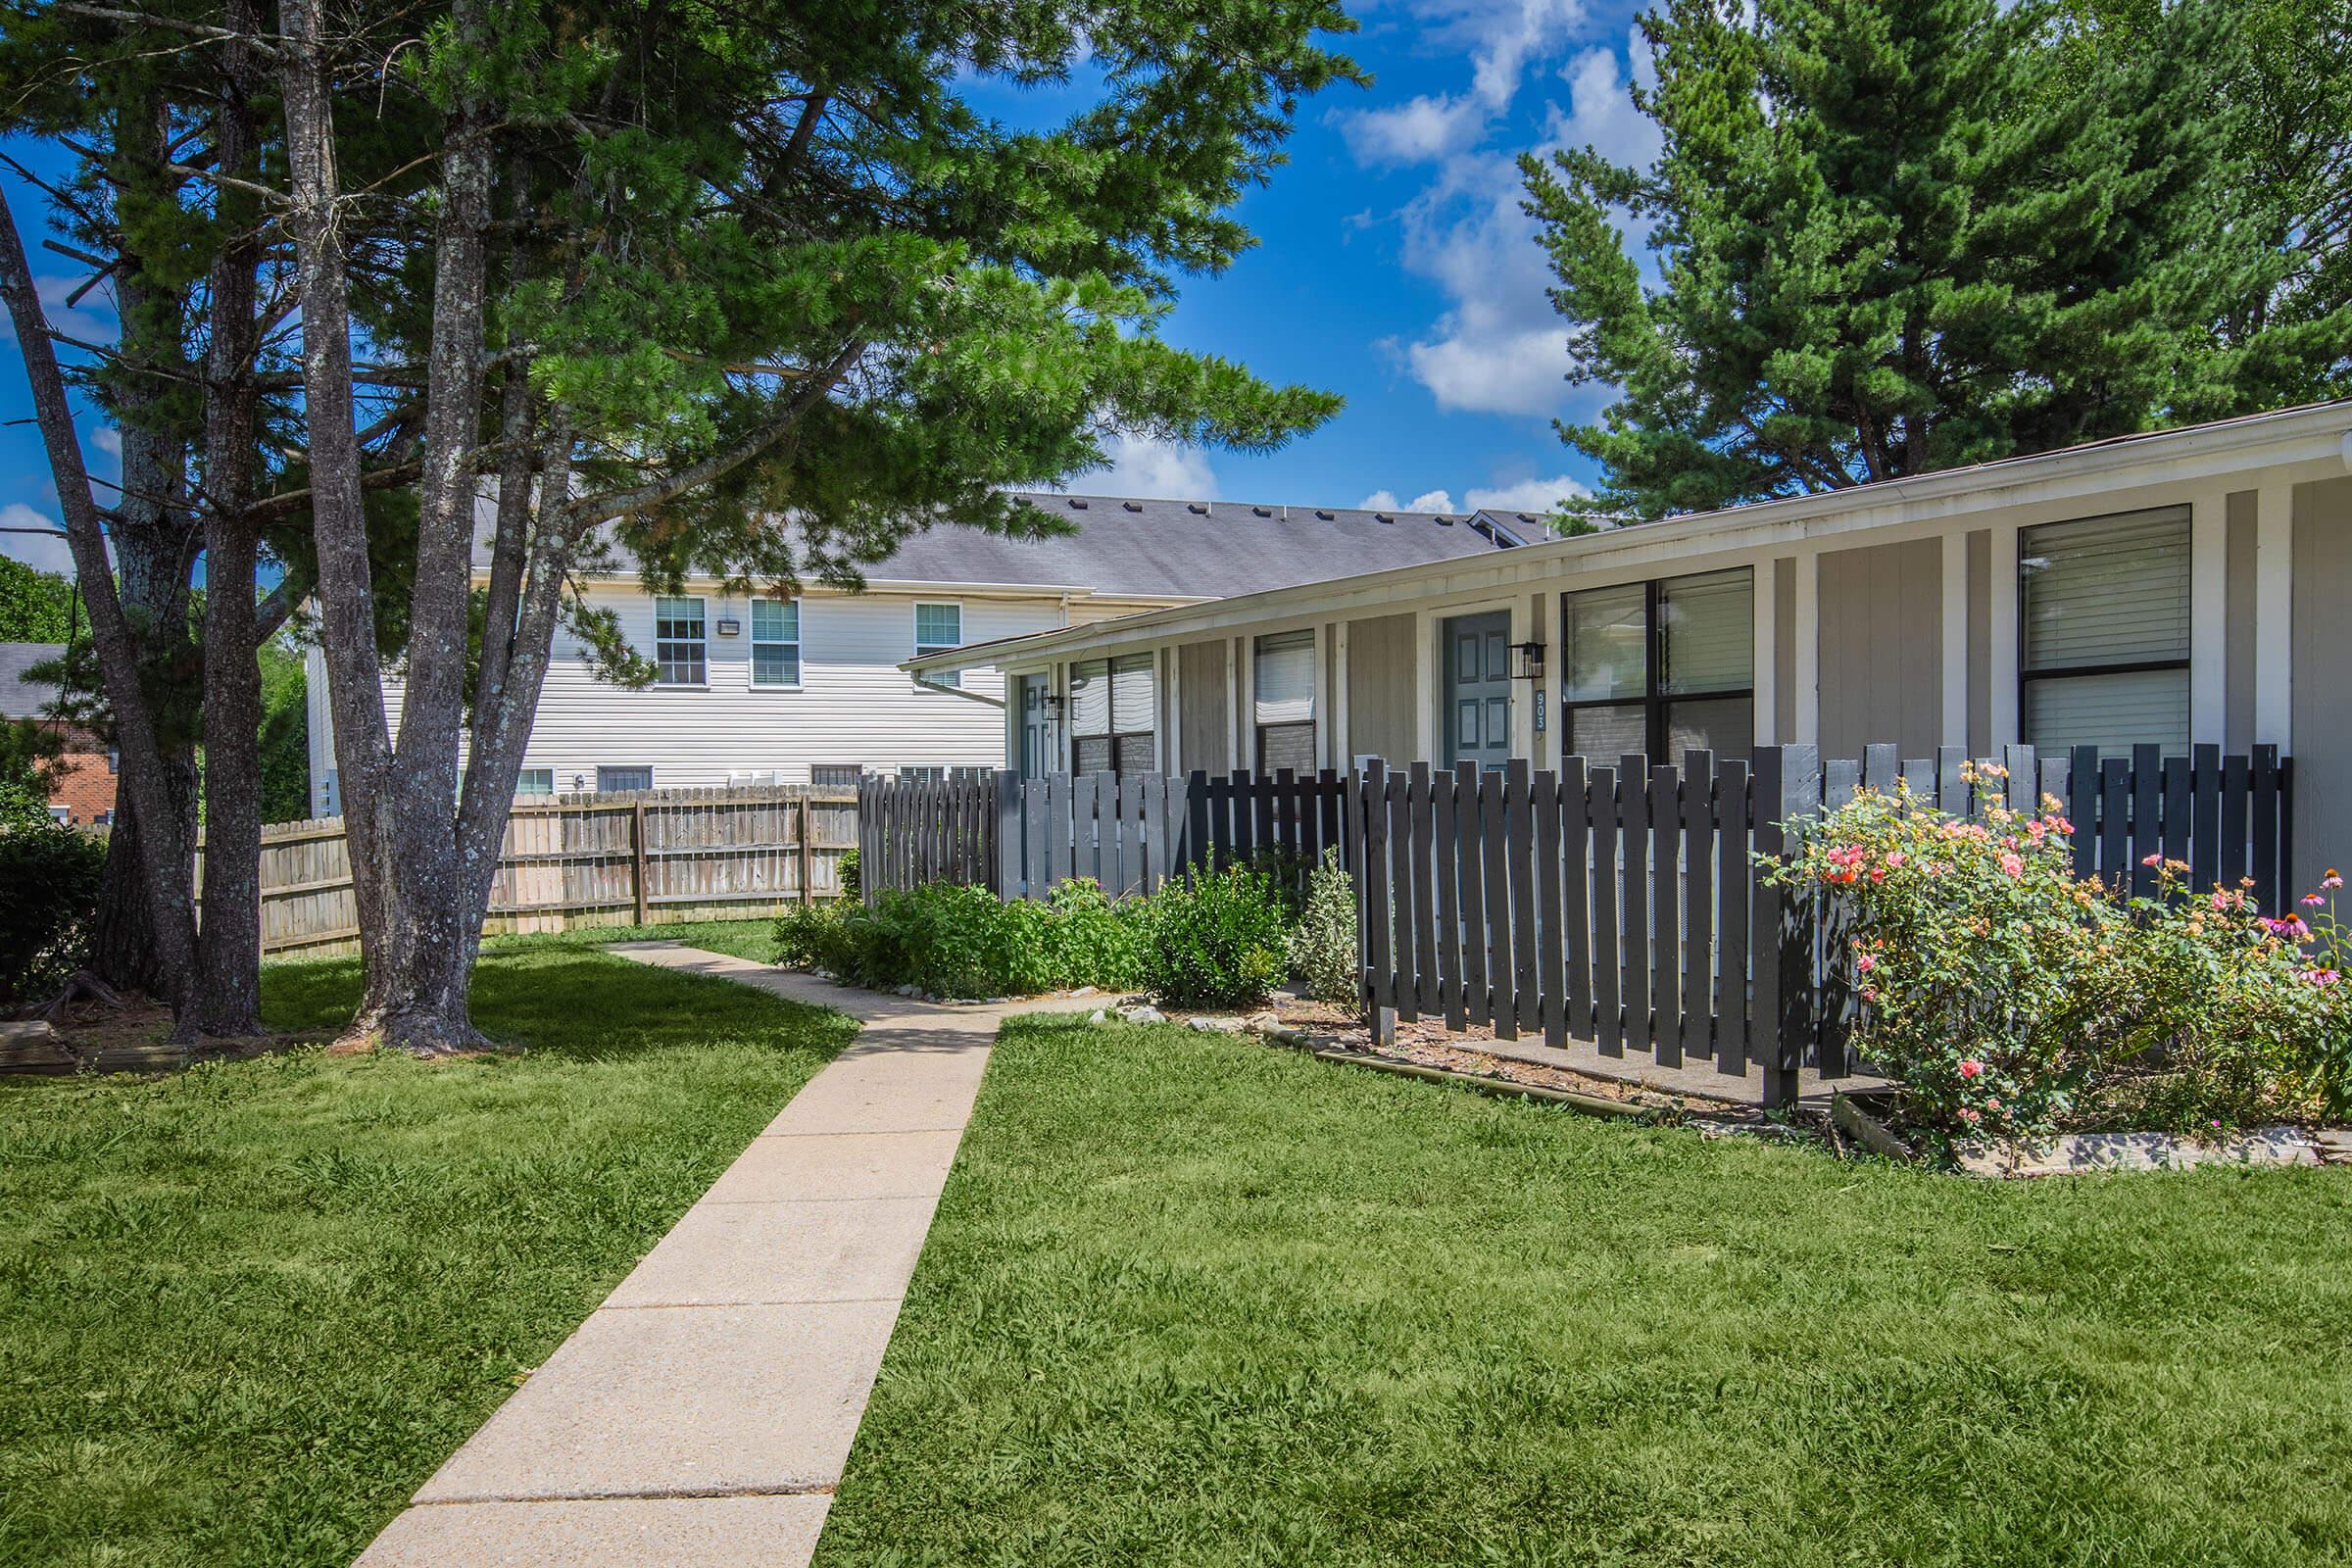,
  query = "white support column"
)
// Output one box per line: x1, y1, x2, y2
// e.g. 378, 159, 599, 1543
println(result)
1509, 594, 1538, 762
2189, 489, 2229, 746
1753, 557, 1778, 747
1792, 551, 1820, 745
1161, 646, 1181, 775
1232, 636, 1250, 772
2254, 479, 2294, 750
1940, 528, 1969, 749
1332, 618, 1351, 772
1987, 526, 2020, 747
